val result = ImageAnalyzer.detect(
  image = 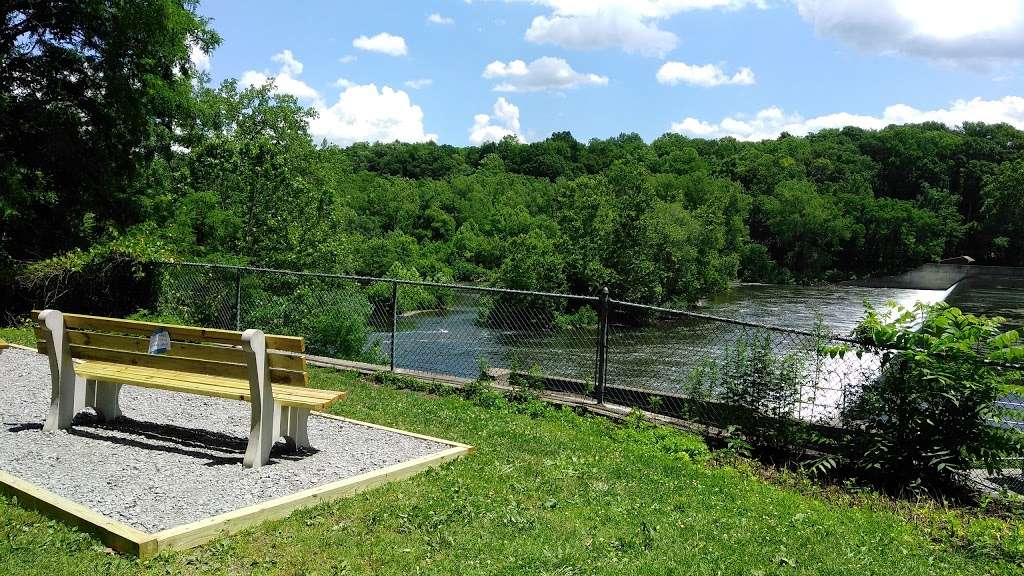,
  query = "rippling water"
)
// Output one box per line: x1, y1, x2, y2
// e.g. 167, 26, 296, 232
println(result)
382, 285, 946, 390
946, 285, 1024, 330
704, 284, 949, 336
376, 282, 1024, 424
